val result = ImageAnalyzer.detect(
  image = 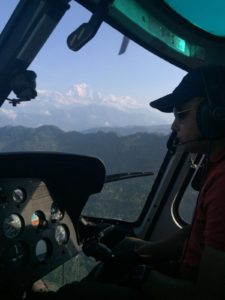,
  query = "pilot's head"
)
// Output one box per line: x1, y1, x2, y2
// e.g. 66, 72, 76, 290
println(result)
150, 65, 225, 154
